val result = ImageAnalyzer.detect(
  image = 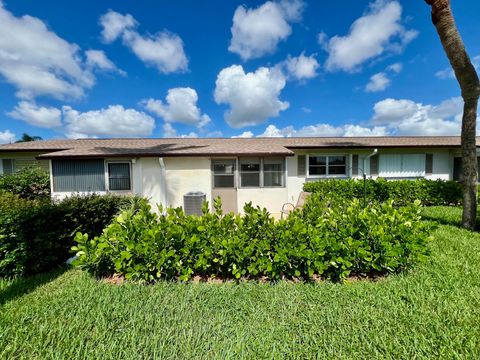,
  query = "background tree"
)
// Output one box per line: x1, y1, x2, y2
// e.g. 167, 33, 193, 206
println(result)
15, 133, 42, 143
425, 0, 480, 230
